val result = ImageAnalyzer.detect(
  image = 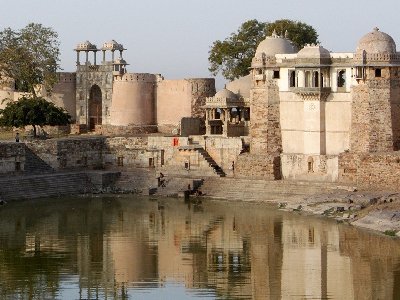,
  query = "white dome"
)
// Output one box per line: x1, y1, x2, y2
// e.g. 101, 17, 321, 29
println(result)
214, 88, 238, 99
356, 27, 396, 54
255, 35, 296, 56
76, 41, 97, 50
102, 40, 124, 51
298, 44, 330, 58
